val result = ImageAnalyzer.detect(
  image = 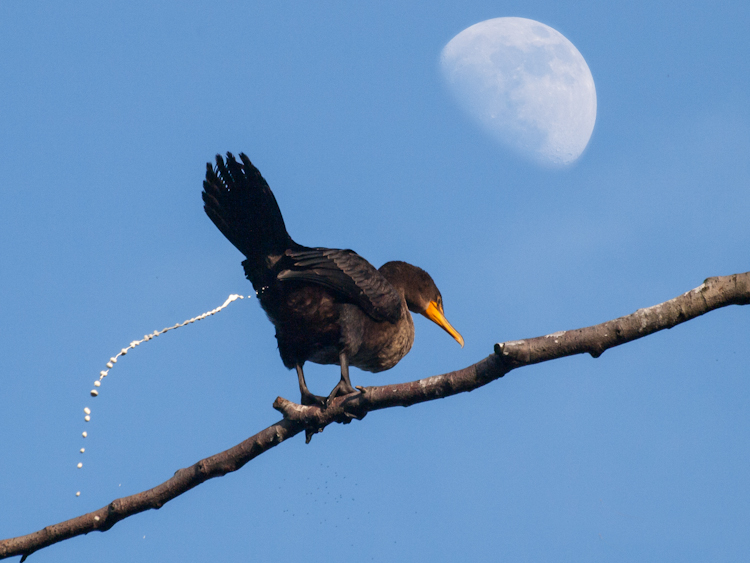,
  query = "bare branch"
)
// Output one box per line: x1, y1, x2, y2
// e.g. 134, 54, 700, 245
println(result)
2, 419, 305, 562
496, 272, 750, 364
1, 271, 747, 561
